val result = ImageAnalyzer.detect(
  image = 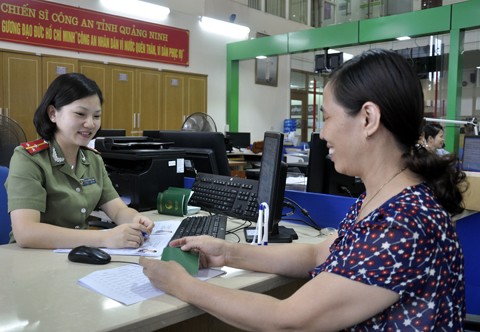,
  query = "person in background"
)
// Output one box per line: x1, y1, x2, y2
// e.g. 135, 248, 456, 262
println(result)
140, 49, 466, 331
423, 122, 449, 155
5, 73, 153, 249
